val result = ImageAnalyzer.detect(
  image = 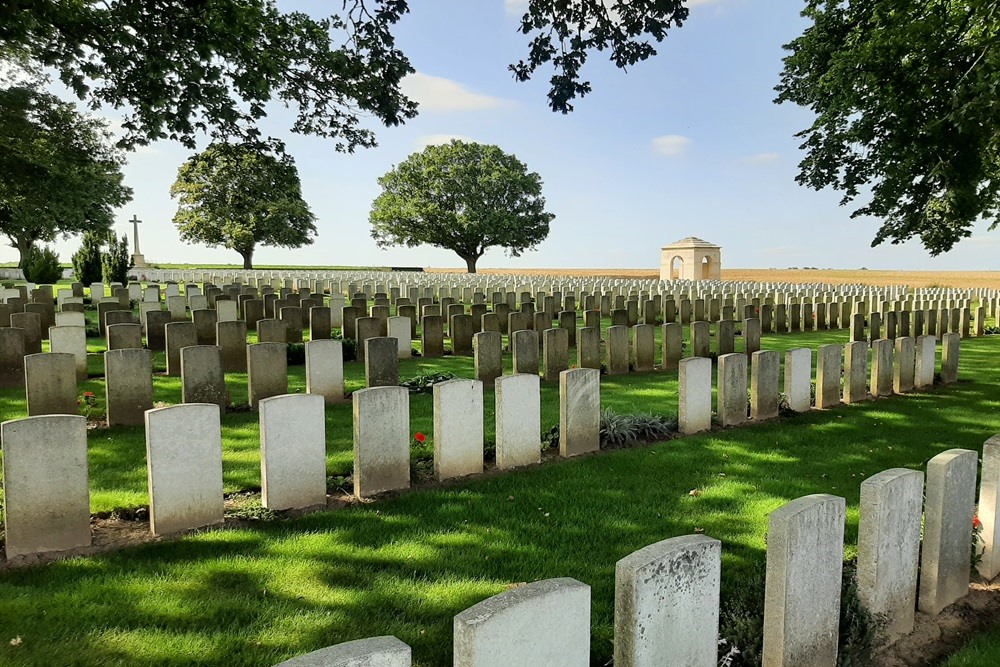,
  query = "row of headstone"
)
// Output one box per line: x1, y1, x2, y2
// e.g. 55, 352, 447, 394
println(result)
679, 334, 960, 435
271, 437, 1000, 666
